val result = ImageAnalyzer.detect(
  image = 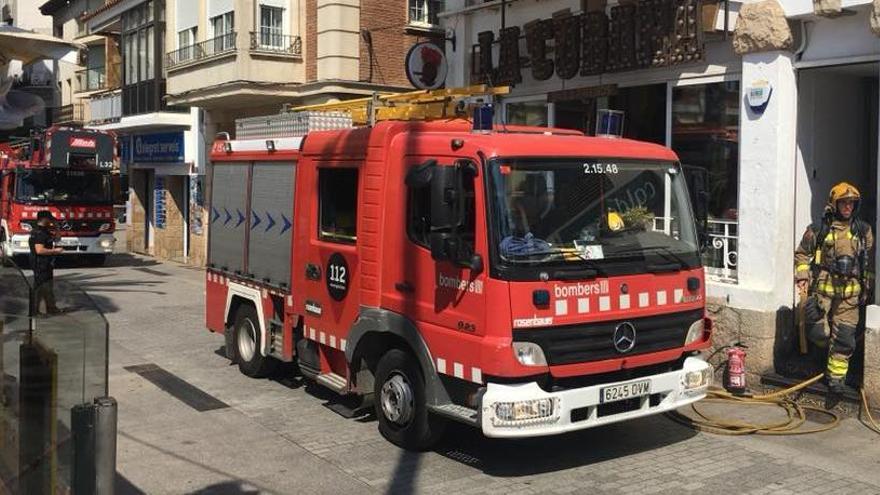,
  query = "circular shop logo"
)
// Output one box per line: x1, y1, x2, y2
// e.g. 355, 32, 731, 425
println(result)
404, 42, 448, 90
